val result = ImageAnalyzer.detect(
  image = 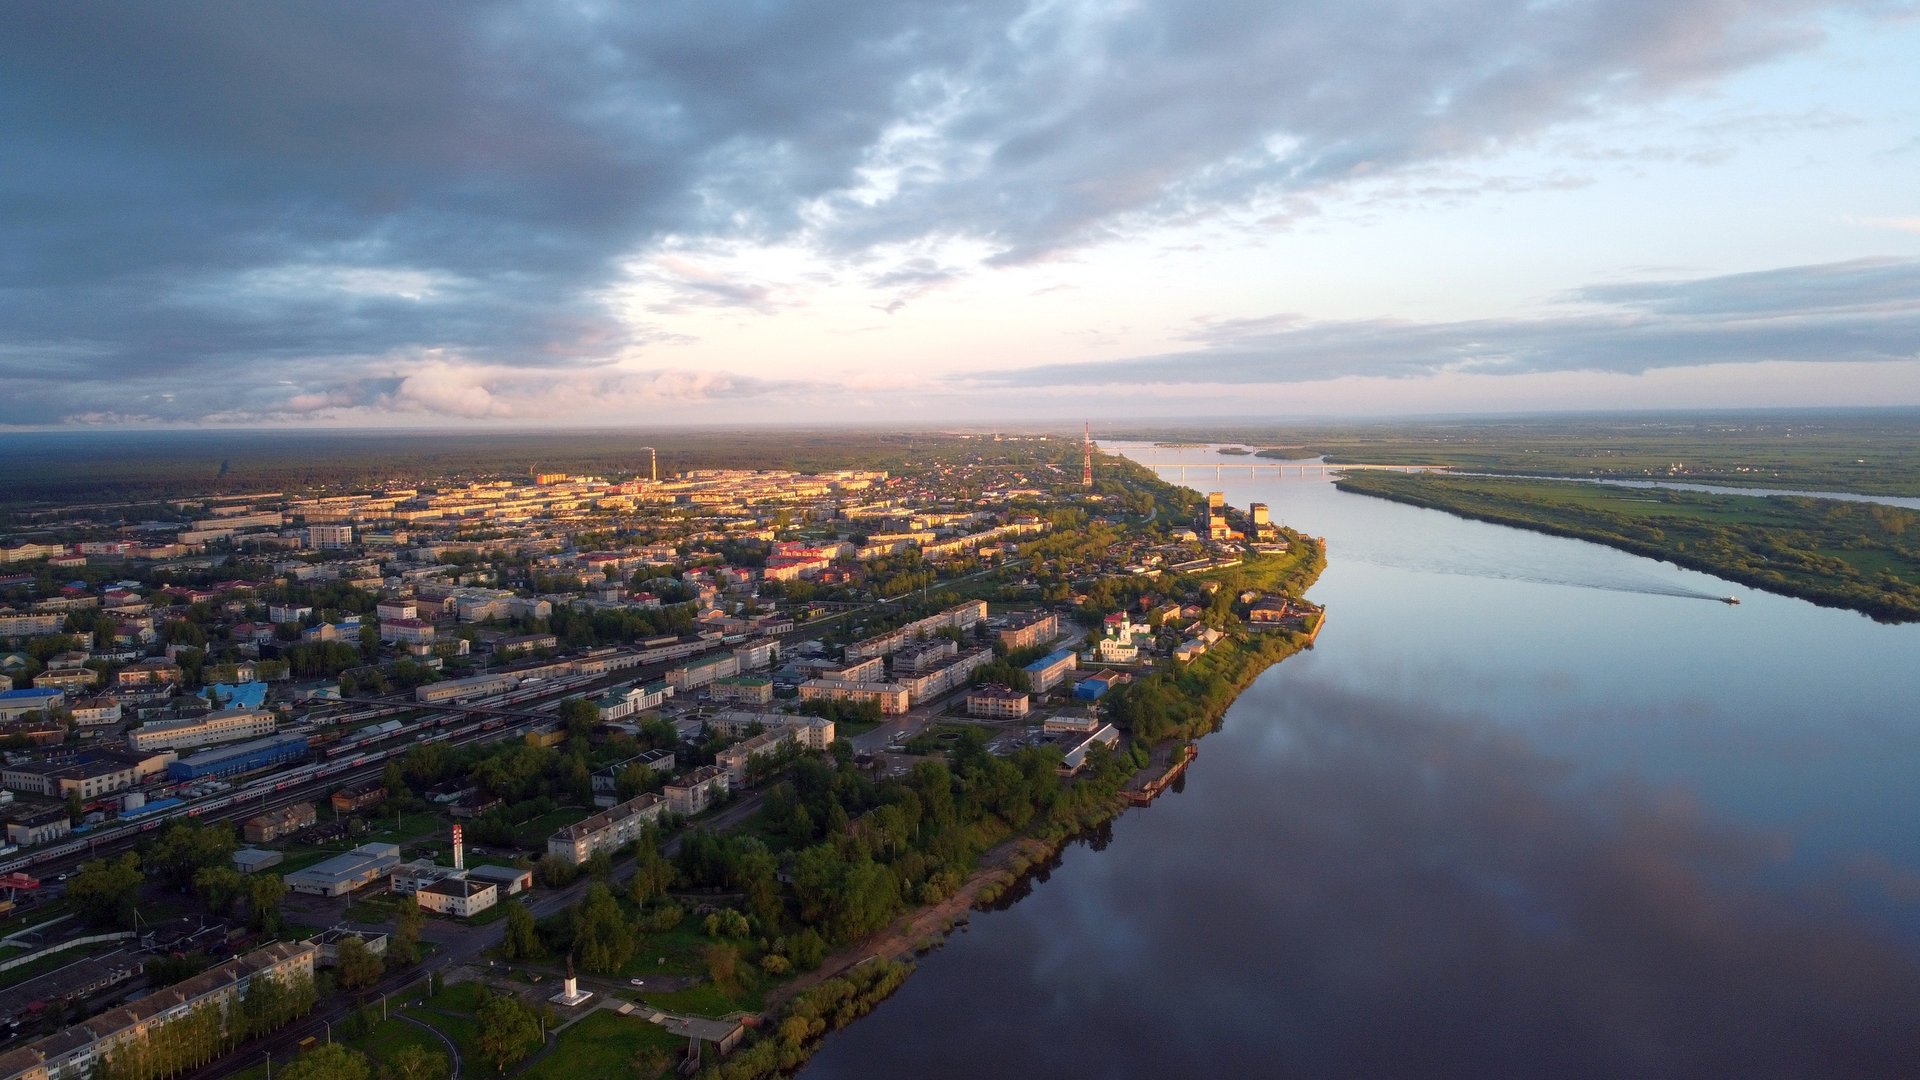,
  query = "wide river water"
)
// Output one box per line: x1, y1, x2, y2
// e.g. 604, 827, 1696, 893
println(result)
801, 443, 1920, 1079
